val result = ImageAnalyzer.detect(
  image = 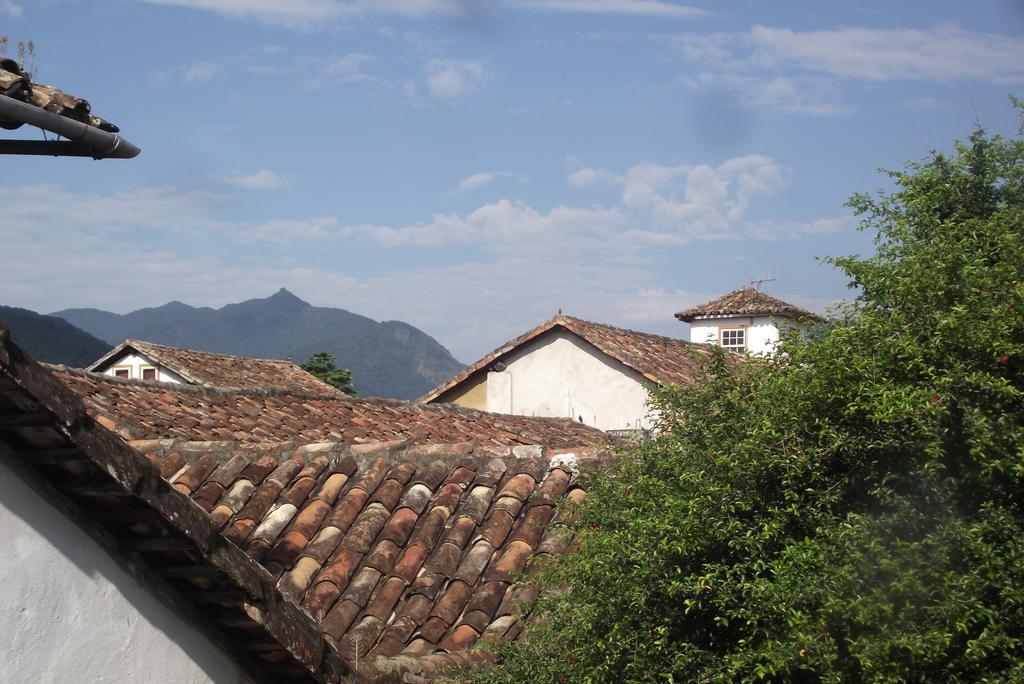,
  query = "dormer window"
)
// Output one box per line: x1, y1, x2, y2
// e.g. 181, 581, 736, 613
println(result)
719, 327, 746, 353
113, 367, 130, 378
141, 367, 157, 381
